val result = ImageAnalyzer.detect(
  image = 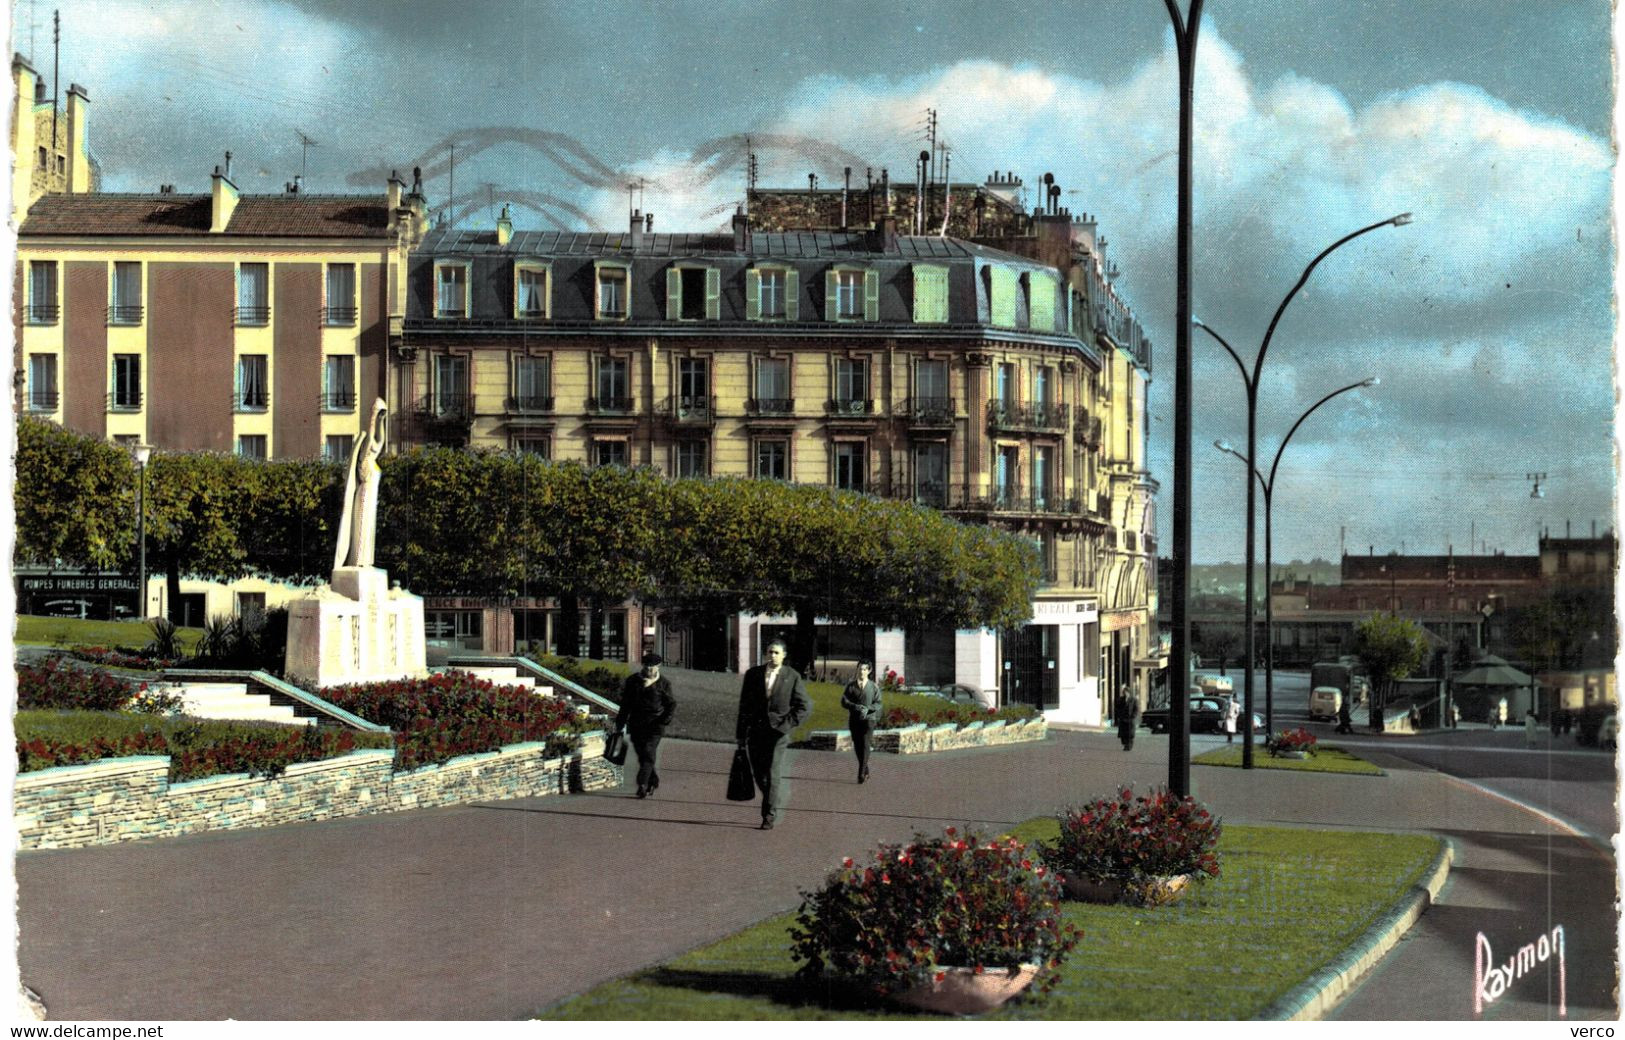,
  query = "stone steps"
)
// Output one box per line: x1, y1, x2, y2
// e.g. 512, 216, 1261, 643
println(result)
158, 682, 312, 726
